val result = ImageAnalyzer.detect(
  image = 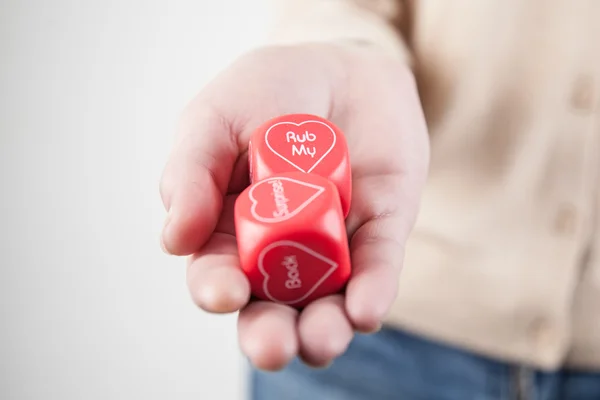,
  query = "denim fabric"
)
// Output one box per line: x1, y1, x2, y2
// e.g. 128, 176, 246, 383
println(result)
249, 327, 600, 400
